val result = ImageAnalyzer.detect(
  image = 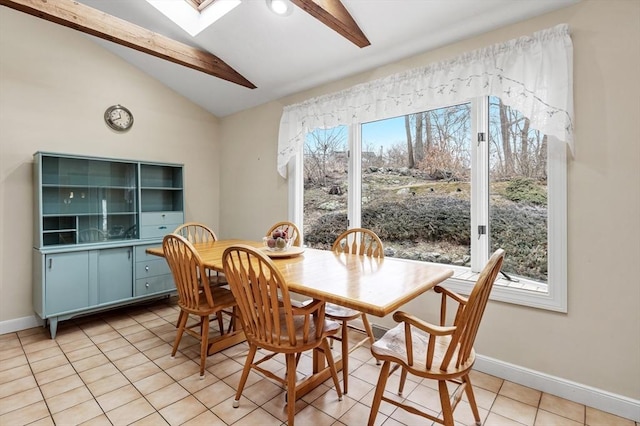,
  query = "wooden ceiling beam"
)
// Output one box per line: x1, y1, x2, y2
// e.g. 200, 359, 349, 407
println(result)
0, 0, 256, 89
291, 0, 370, 48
